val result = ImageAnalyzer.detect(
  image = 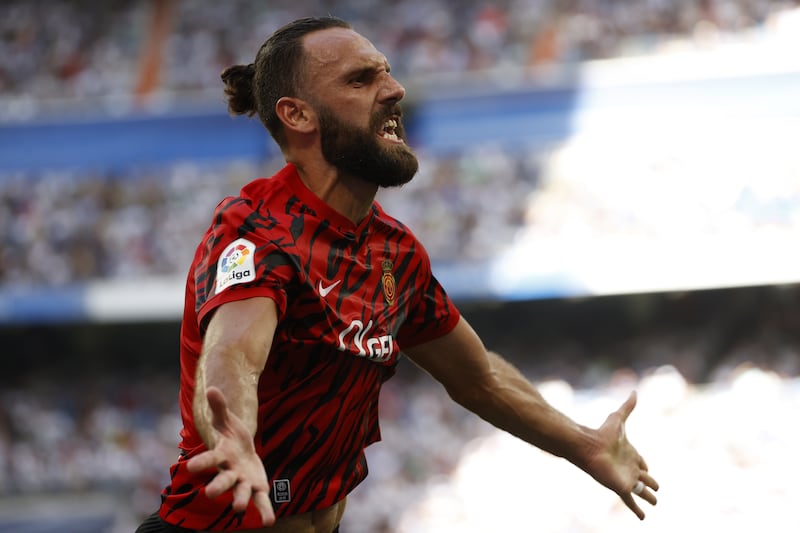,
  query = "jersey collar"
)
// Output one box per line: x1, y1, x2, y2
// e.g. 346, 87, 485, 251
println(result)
279, 163, 376, 239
